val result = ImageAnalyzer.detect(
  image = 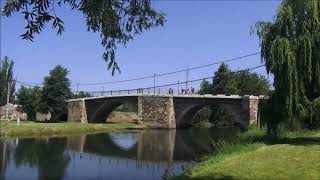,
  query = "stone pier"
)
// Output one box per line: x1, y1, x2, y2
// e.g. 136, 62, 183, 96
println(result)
68, 98, 88, 123
138, 96, 176, 128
